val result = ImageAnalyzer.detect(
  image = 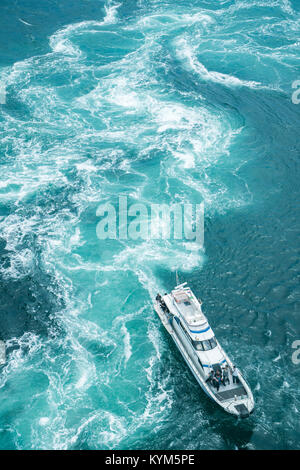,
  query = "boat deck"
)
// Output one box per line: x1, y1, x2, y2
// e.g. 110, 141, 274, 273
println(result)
215, 386, 247, 402
208, 370, 247, 402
